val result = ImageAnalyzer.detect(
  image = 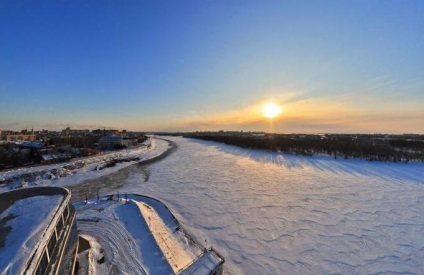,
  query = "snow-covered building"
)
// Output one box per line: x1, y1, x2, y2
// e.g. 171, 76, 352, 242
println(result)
0, 187, 78, 274
41, 153, 72, 164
